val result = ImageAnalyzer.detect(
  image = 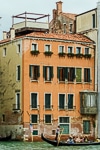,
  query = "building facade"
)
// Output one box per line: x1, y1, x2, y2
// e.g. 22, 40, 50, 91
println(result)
0, 27, 97, 140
